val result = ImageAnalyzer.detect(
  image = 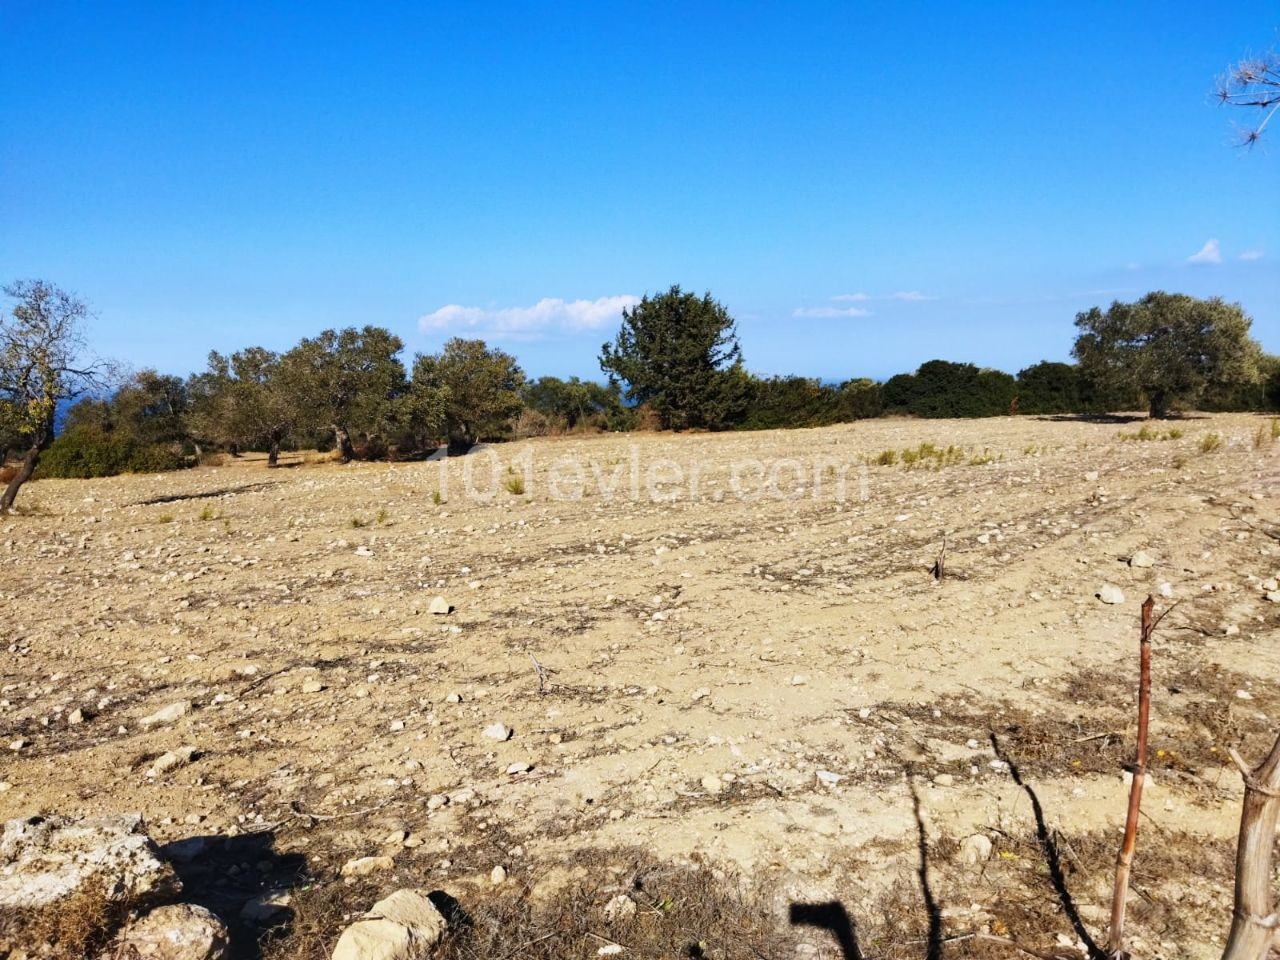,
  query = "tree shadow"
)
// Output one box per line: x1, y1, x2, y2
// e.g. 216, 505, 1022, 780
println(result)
989, 734, 1107, 960
789, 901, 863, 960
134, 481, 281, 505
159, 829, 308, 959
